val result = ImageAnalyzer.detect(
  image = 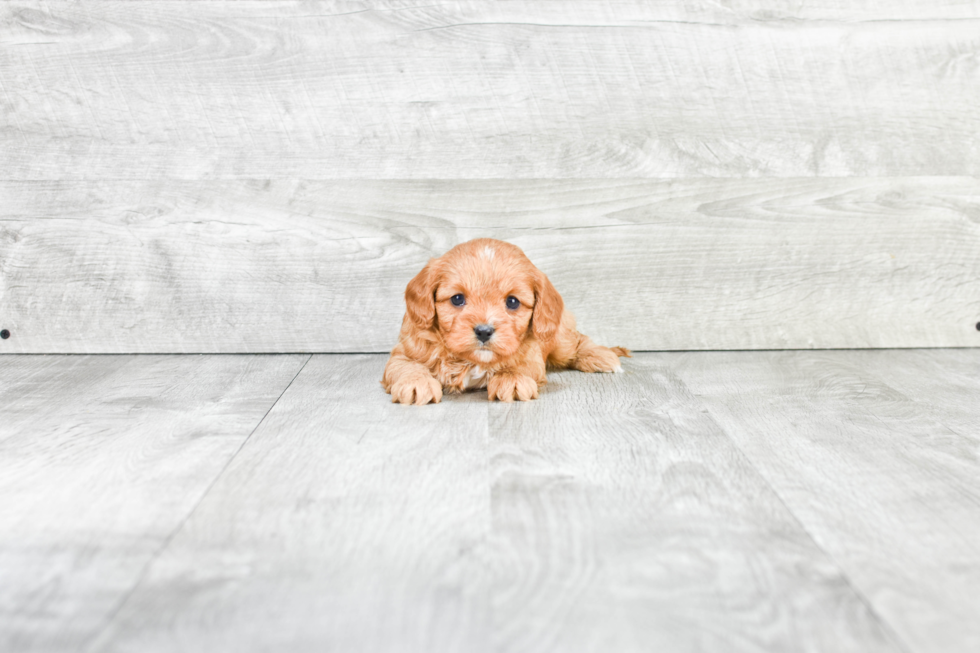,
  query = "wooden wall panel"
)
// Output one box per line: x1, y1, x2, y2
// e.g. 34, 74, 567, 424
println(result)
2, 1, 979, 178
3, 1, 978, 352
1, 178, 977, 353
